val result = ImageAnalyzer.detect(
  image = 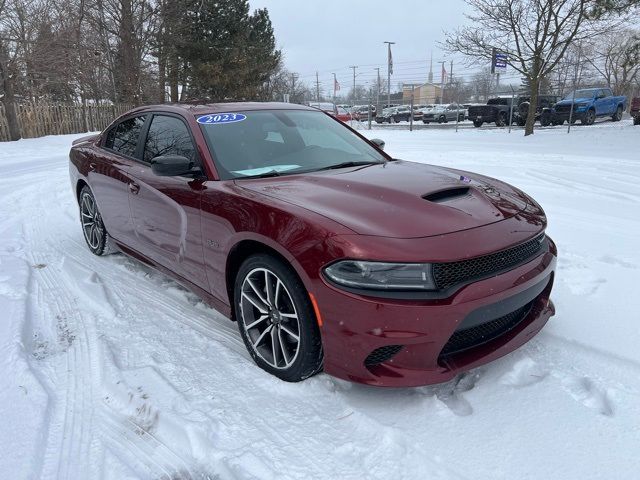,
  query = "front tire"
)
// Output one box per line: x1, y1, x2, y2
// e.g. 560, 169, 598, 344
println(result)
473, 120, 483, 127
235, 254, 323, 382
582, 109, 595, 125
79, 186, 109, 256
634, 116, 640, 126
495, 112, 507, 127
